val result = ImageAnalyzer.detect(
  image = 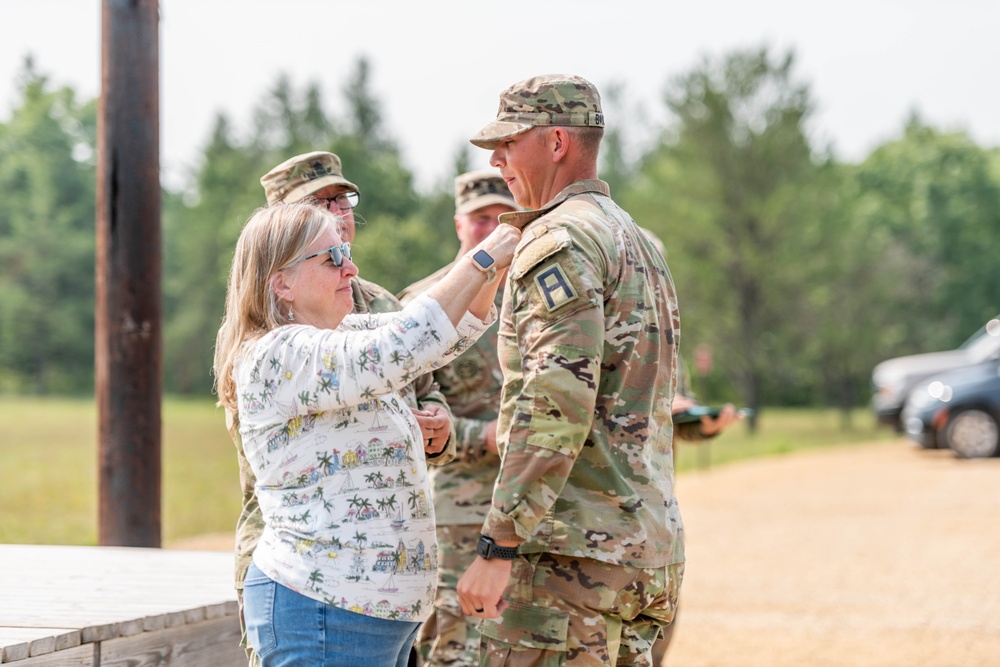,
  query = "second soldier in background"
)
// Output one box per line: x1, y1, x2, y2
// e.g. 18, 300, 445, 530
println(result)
399, 171, 518, 666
